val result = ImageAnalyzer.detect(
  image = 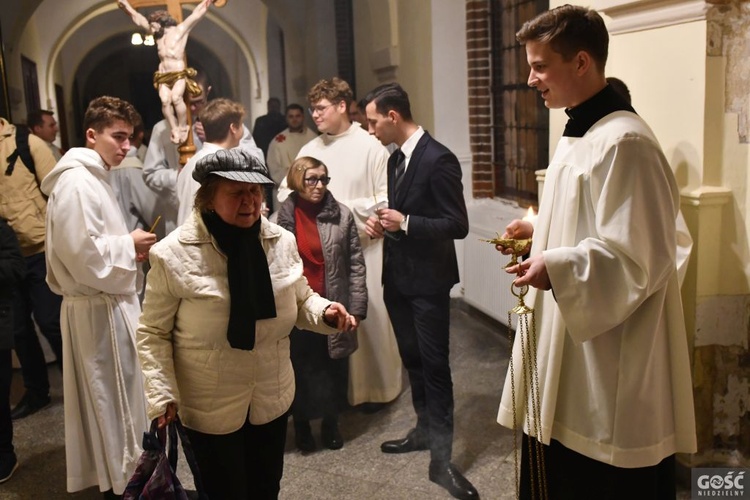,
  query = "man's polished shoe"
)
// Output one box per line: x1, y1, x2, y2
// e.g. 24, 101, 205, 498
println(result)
429, 461, 479, 500
380, 428, 430, 454
10, 392, 51, 420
